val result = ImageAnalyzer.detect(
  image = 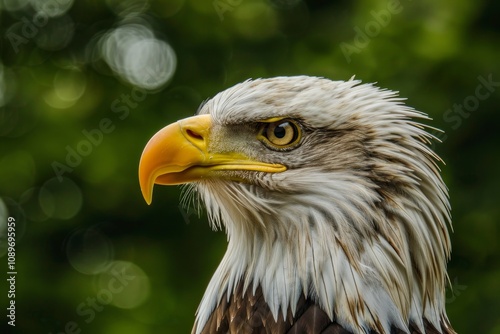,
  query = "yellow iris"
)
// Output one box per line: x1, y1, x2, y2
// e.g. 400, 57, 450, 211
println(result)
258, 119, 301, 149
